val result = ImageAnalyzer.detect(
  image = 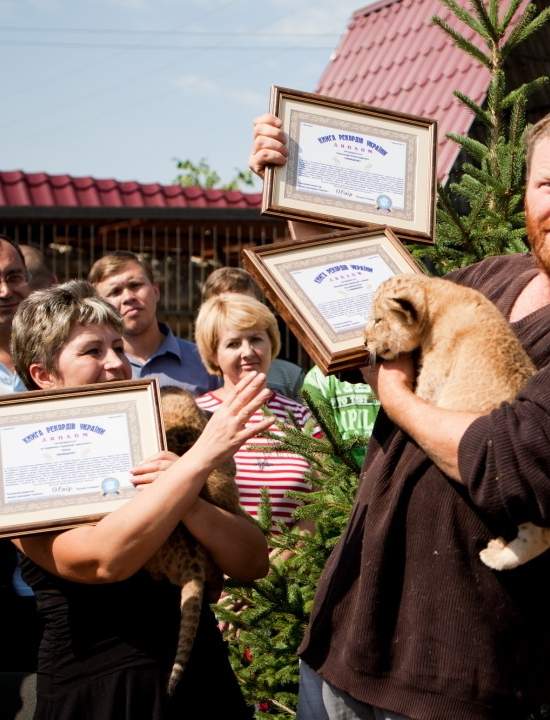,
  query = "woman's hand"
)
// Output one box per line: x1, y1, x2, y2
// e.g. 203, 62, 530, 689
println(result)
249, 113, 288, 178
216, 591, 248, 635
187, 371, 273, 473
131, 450, 179, 488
